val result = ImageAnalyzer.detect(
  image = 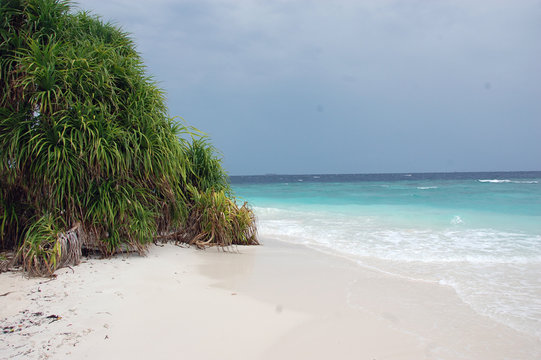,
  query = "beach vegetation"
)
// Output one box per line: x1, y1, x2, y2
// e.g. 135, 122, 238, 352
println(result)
185, 186, 258, 248
0, 0, 257, 275
184, 137, 231, 194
